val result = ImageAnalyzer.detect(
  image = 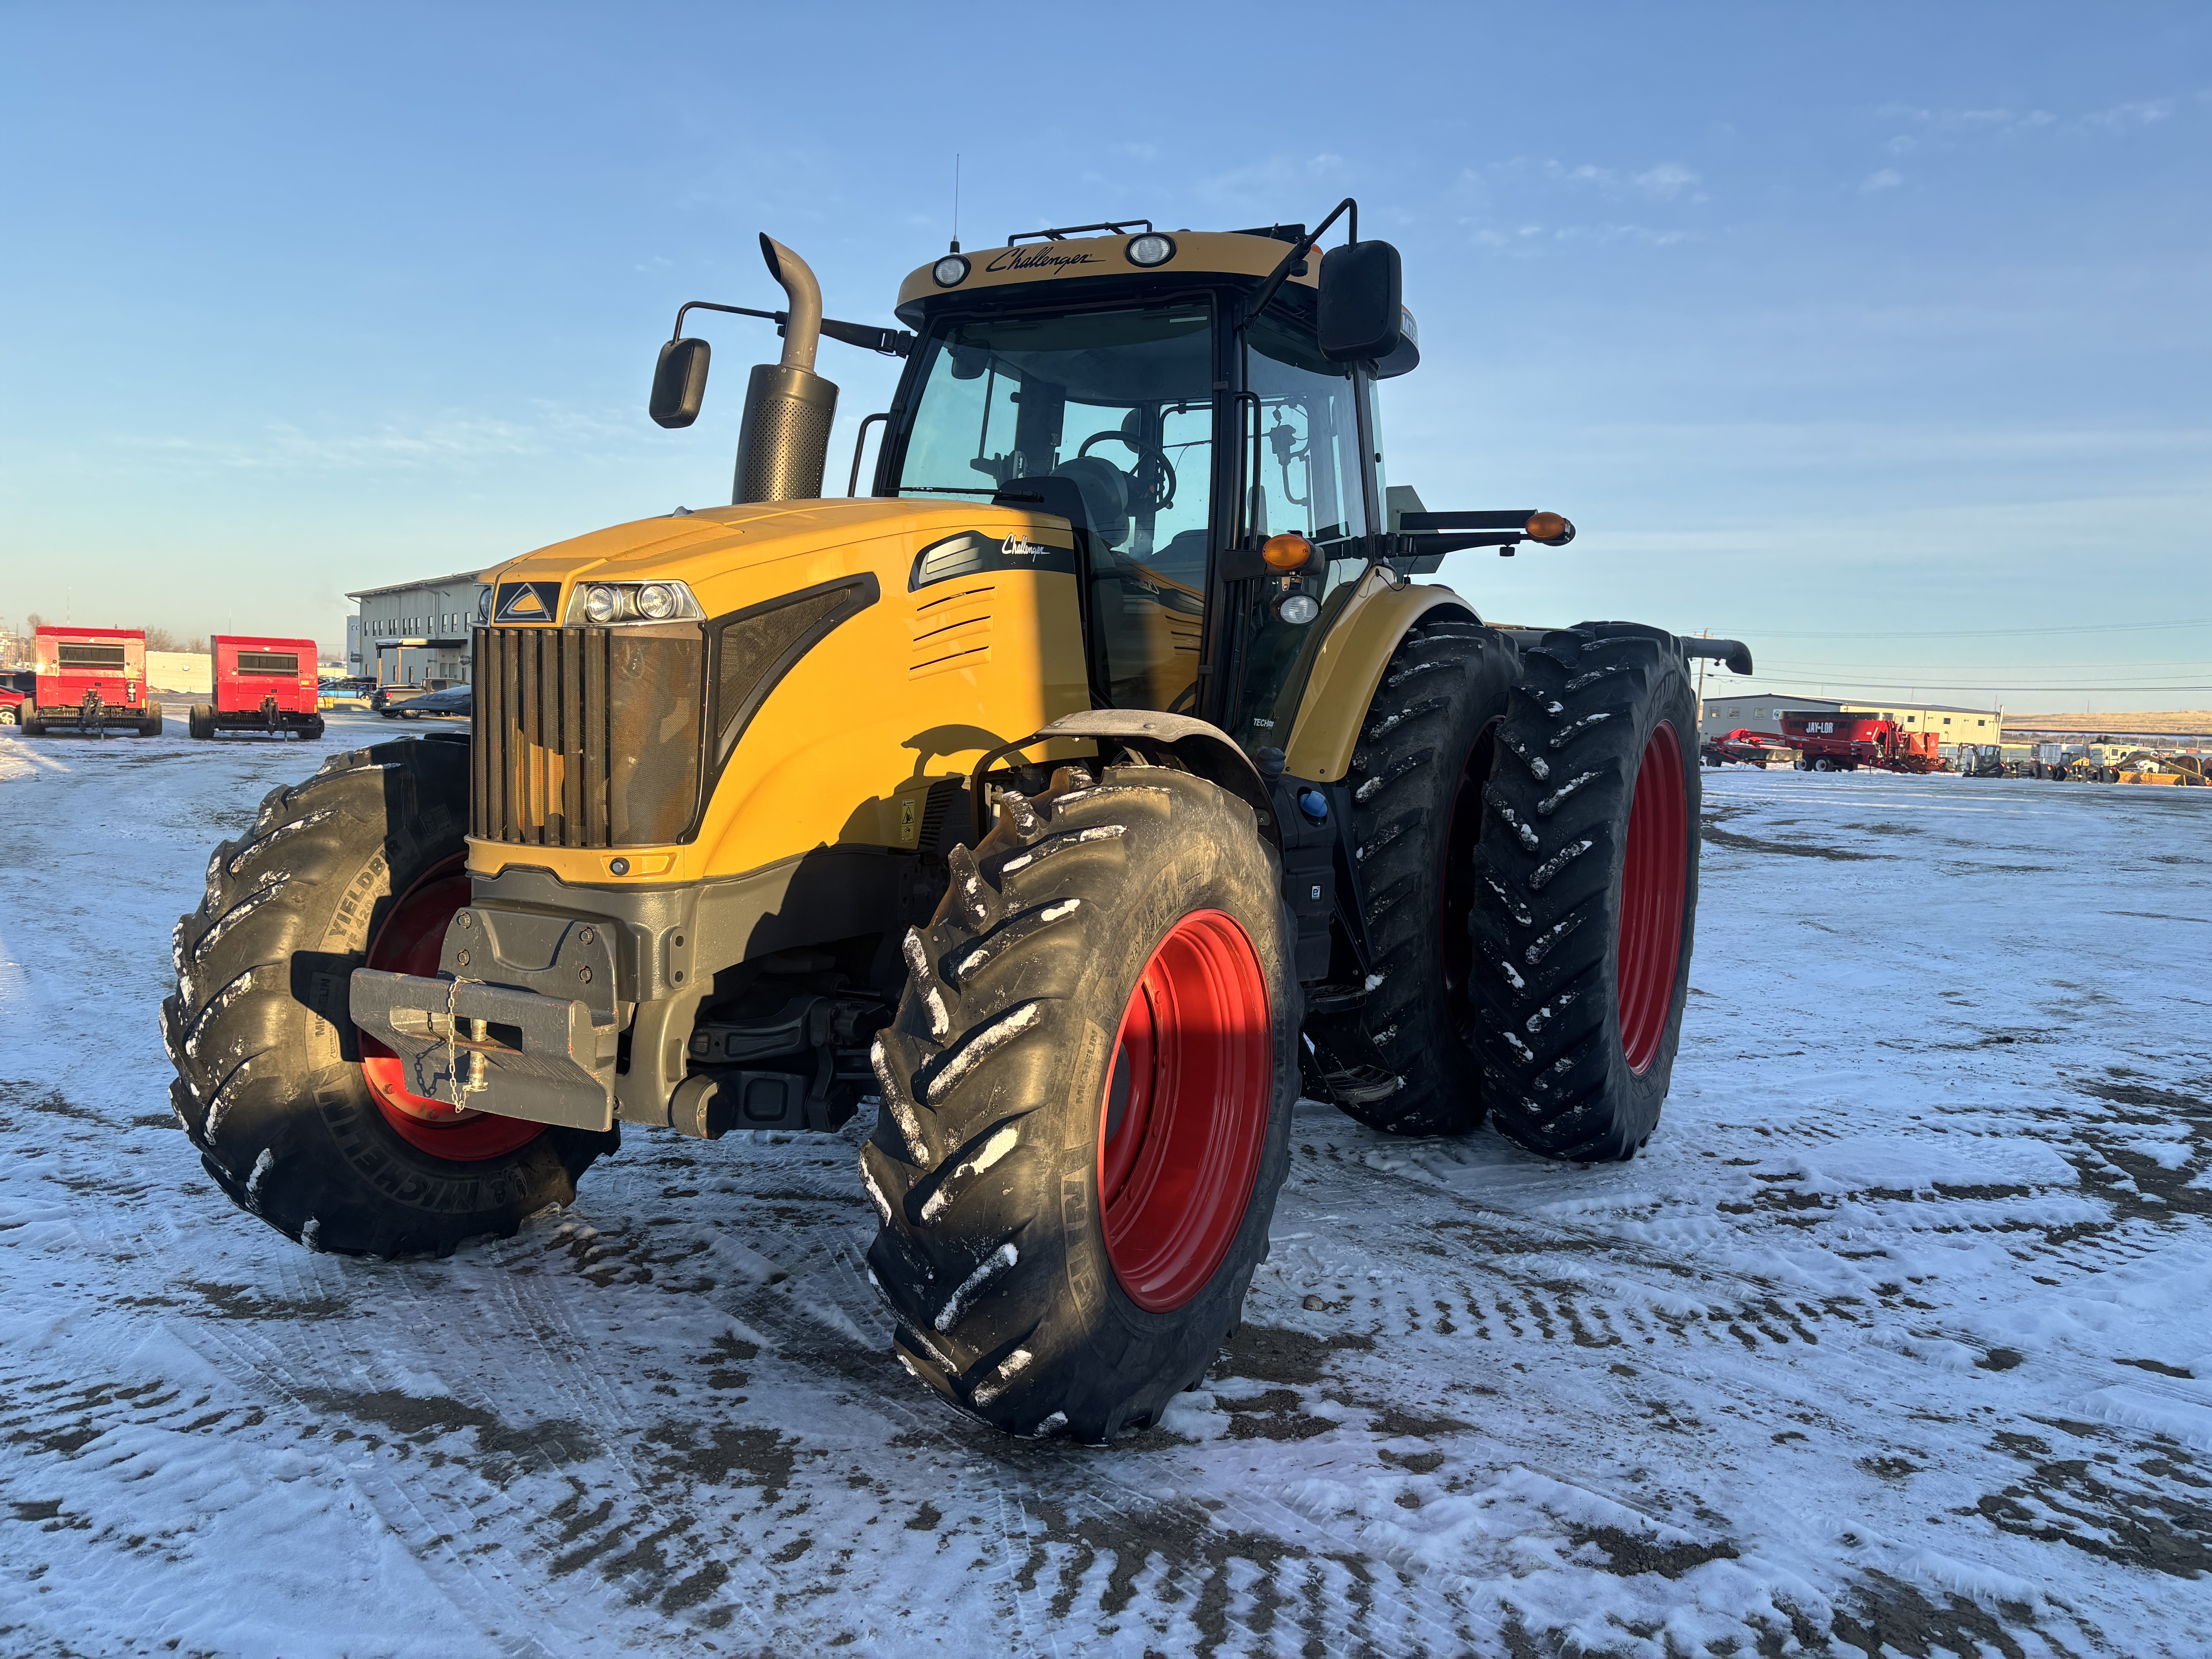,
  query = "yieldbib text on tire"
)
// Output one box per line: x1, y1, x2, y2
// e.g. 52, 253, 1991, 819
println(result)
1465, 623, 1700, 1163
863, 763, 1301, 1443
160, 736, 616, 1257
1305, 611, 1520, 1135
